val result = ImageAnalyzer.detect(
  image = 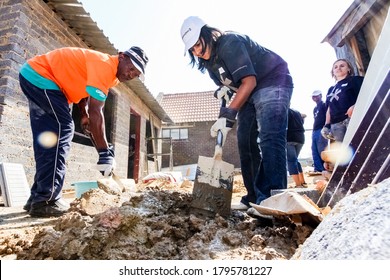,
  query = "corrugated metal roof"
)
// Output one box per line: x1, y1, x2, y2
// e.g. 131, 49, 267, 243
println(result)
45, 0, 116, 54
159, 91, 220, 123
44, 0, 172, 123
